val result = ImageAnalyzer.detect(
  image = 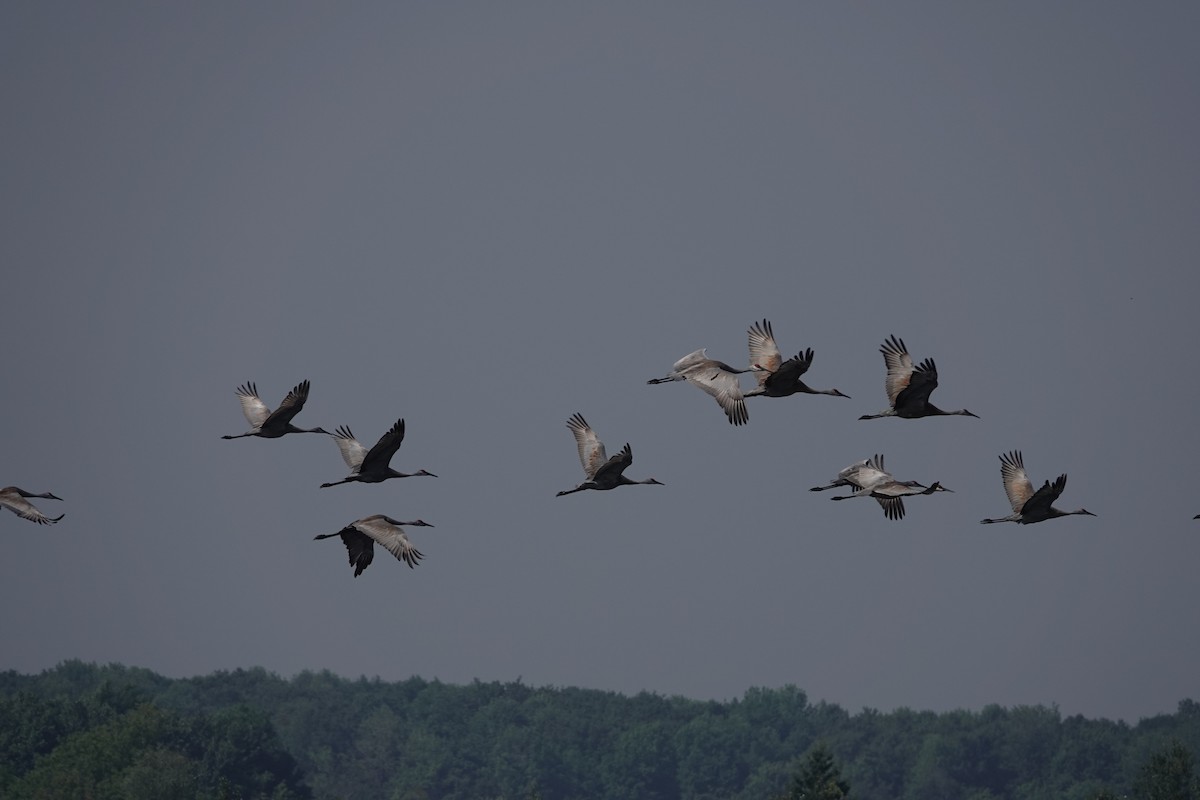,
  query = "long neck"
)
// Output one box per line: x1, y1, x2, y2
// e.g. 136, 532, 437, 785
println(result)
927, 403, 974, 417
